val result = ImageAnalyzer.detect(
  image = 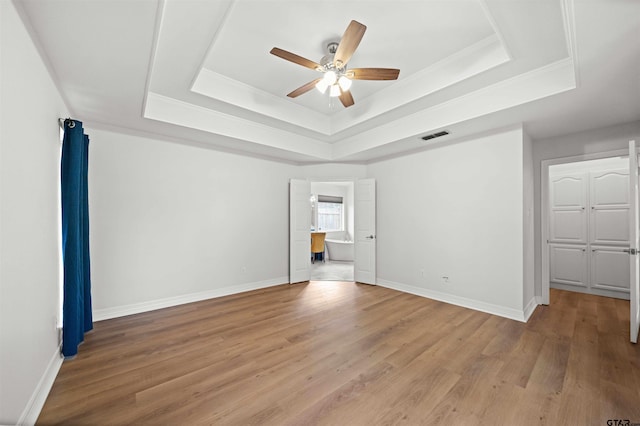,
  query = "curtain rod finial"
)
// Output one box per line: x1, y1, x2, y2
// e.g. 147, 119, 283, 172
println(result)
59, 117, 75, 128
